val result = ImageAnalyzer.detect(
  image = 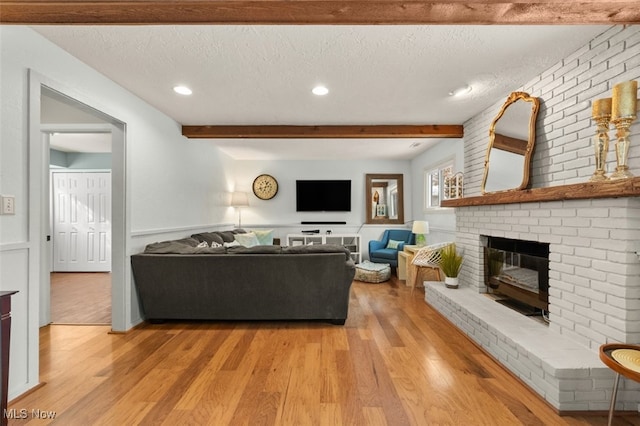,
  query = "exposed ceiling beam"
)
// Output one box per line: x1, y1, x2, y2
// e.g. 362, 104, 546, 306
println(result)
2, 1, 639, 25
182, 125, 464, 139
